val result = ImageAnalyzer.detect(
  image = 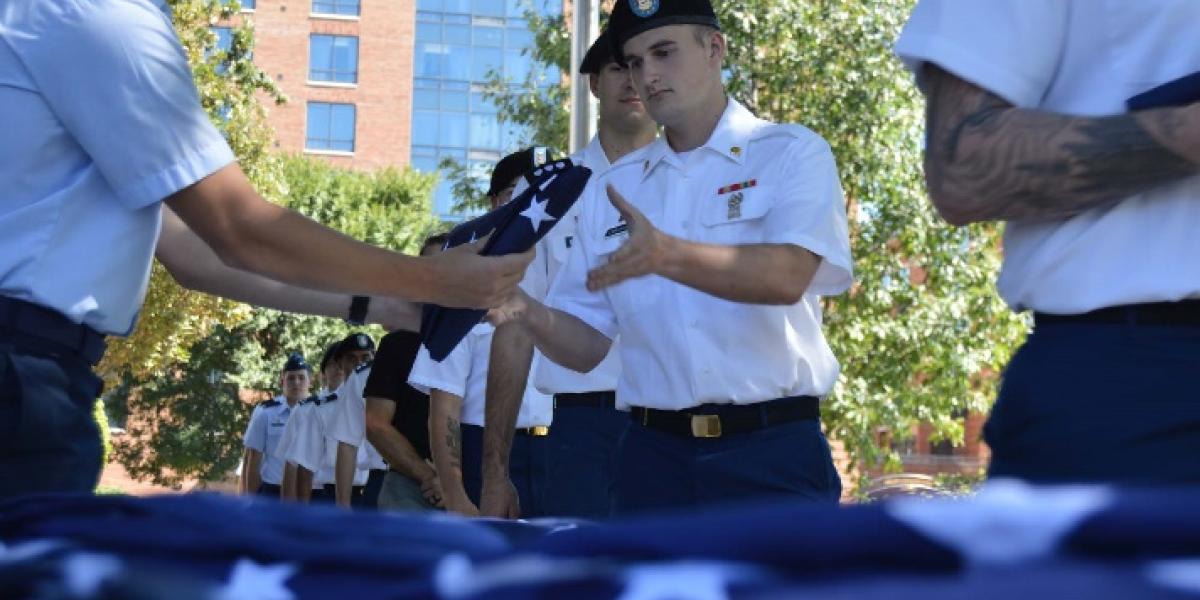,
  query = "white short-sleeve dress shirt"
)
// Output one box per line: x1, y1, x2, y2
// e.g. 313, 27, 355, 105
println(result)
409, 323, 553, 428
0, 0, 236, 334
896, 0, 1200, 313
548, 98, 853, 411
